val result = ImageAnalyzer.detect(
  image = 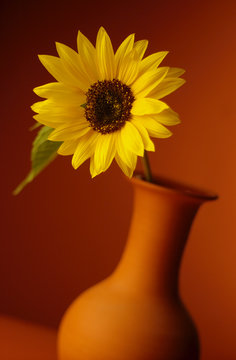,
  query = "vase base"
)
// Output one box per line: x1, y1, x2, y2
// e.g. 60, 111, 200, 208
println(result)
58, 280, 199, 360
